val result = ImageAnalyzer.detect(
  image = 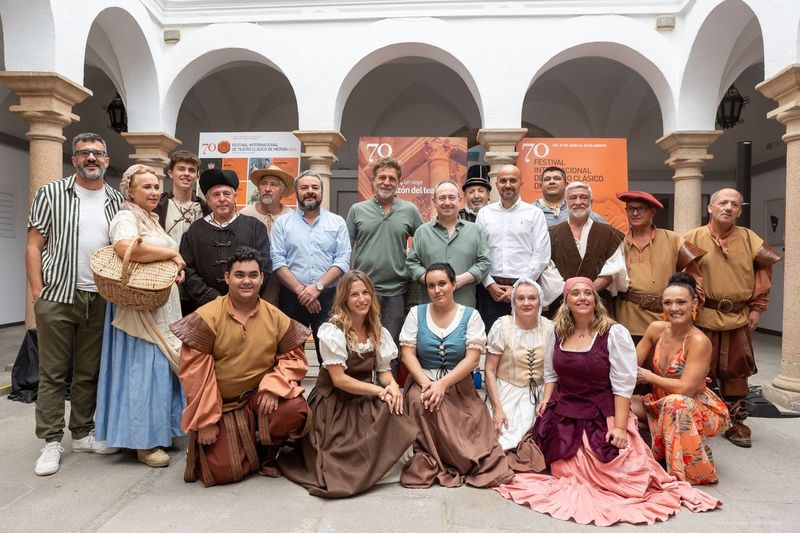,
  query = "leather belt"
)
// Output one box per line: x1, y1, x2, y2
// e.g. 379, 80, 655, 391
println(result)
493, 276, 519, 286
620, 290, 663, 313
703, 297, 747, 313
